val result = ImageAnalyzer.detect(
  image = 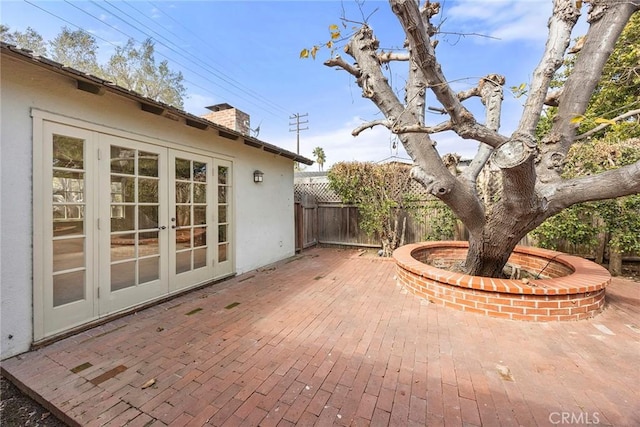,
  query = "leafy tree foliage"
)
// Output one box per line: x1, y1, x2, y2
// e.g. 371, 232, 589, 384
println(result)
1, 26, 186, 108
49, 27, 101, 76
328, 162, 415, 256
532, 138, 640, 274
312, 147, 326, 171
0, 25, 47, 56
103, 39, 186, 109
